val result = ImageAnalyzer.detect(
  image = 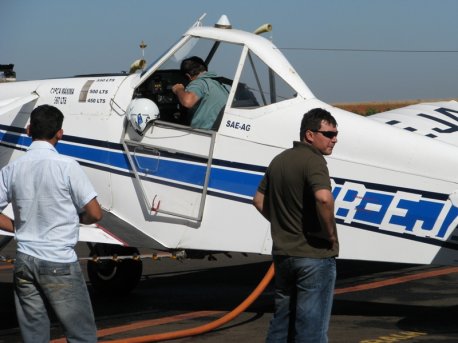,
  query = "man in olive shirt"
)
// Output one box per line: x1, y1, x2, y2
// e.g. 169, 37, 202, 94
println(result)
253, 108, 339, 343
